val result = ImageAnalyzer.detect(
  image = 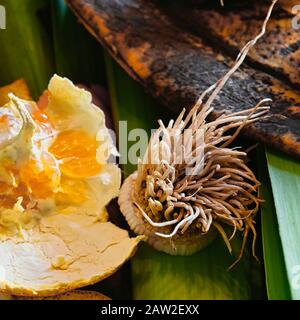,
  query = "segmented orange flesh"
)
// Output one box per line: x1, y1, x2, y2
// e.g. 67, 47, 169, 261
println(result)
0, 108, 22, 144
37, 90, 49, 110
0, 193, 15, 208
0, 103, 58, 204
0, 95, 102, 208
55, 177, 87, 206
0, 115, 8, 124
0, 183, 30, 208
19, 152, 60, 199
0, 182, 10, 194
25, 102, 53, 135
49, 130, 102, 178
